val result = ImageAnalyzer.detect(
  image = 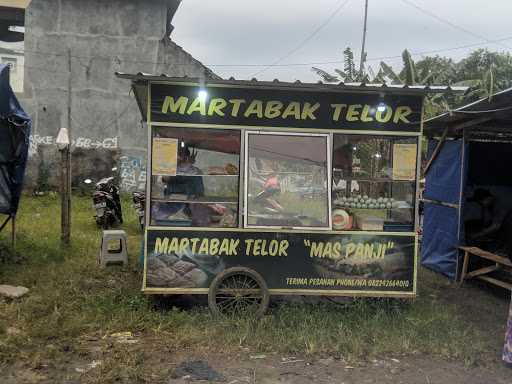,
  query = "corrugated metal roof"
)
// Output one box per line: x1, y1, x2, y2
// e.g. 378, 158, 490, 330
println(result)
424, 87, 512, 137
115, 72, 467, 95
